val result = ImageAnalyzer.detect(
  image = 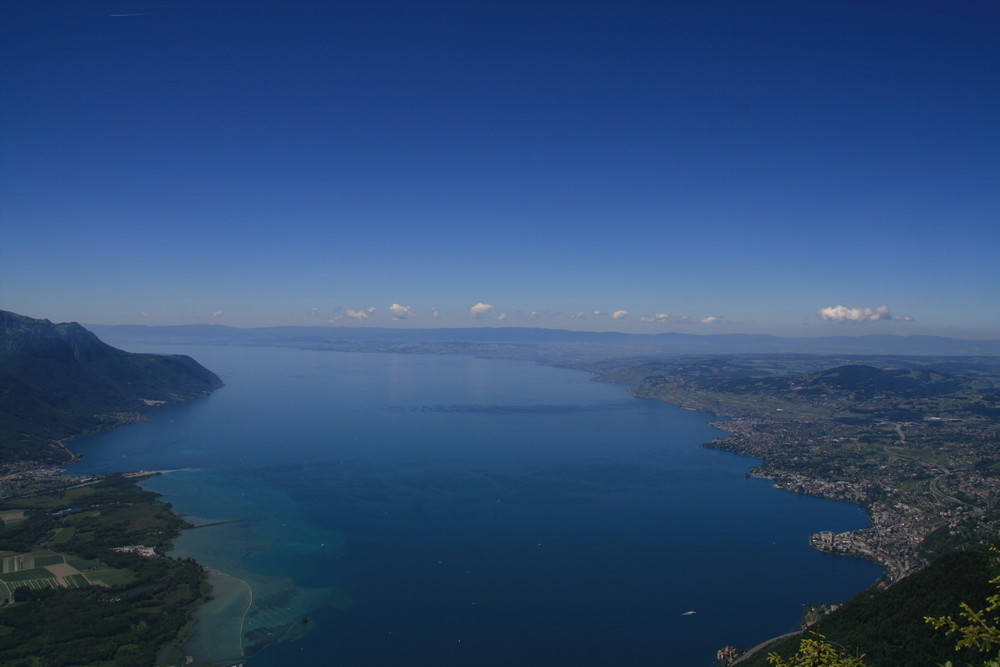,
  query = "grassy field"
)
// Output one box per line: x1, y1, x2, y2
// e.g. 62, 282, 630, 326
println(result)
65, 555, 104, 570
49, 526, 75, 543
87, 567, 137, 587
33, 553, 64, 567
